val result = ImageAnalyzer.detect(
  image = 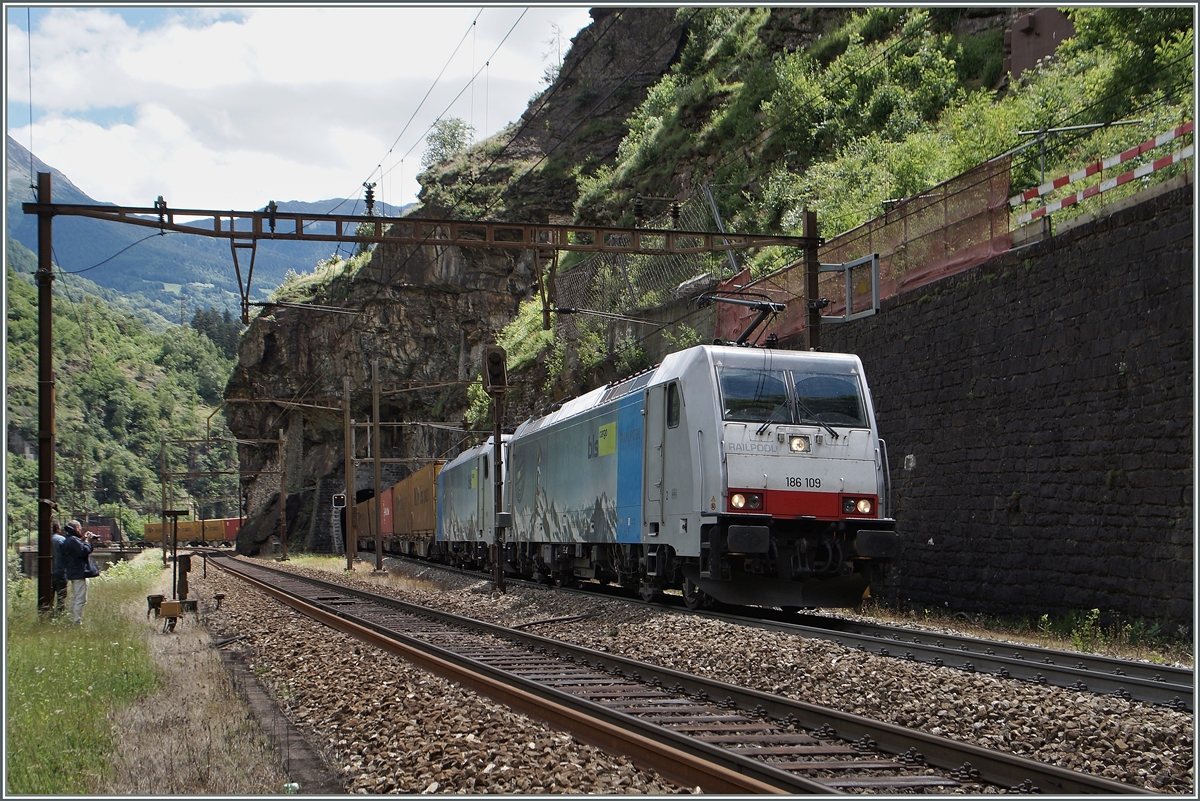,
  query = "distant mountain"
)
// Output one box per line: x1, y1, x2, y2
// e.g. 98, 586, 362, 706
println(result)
6, 136, 413, 320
